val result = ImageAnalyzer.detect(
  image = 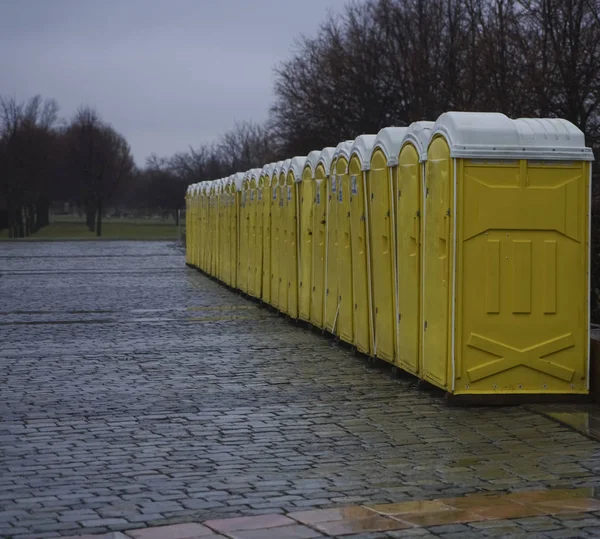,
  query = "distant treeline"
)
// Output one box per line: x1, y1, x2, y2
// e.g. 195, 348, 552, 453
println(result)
2, 0, 599, 238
